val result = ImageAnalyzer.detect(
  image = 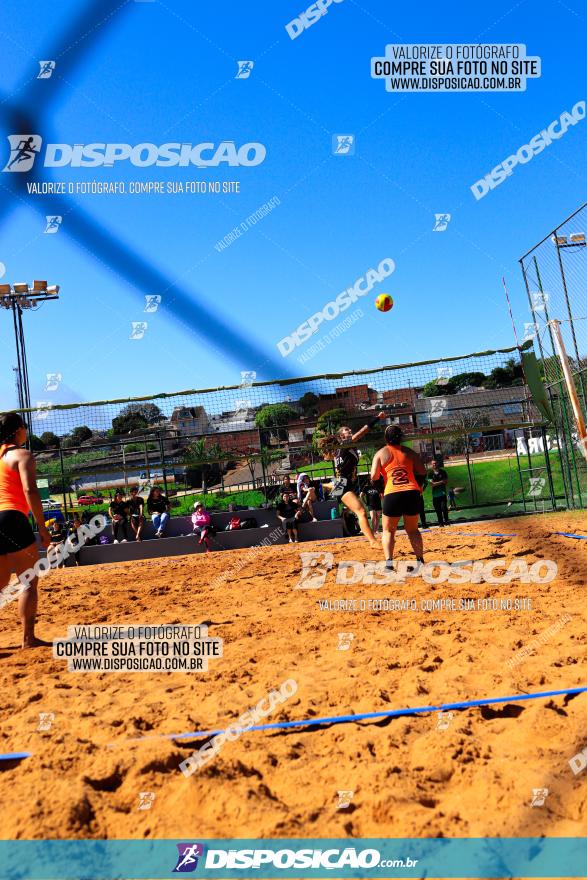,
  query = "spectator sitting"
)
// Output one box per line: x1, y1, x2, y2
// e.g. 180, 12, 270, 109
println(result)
280, 474, 294, 496
147, 486, 170, 537
297, 474, 318, 522
47, 518, 67, 568
276, 491, 304, 543
128, 486, 145, 542
68, 514, 83, 565
192, 502, 213, 551
109, 491, 130, 543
